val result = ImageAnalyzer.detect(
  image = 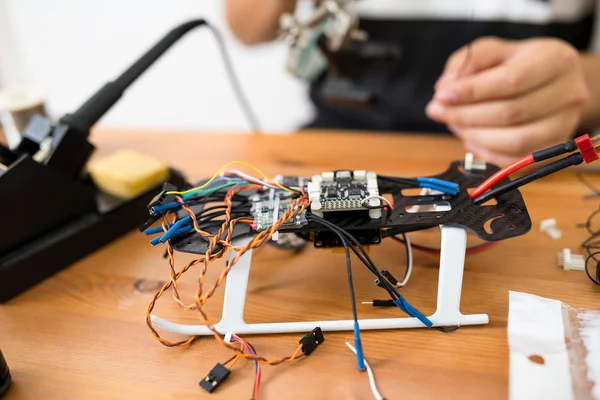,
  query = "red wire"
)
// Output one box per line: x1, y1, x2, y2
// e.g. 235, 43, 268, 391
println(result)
232, 335, 261, 399
469, 154, 534, 200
